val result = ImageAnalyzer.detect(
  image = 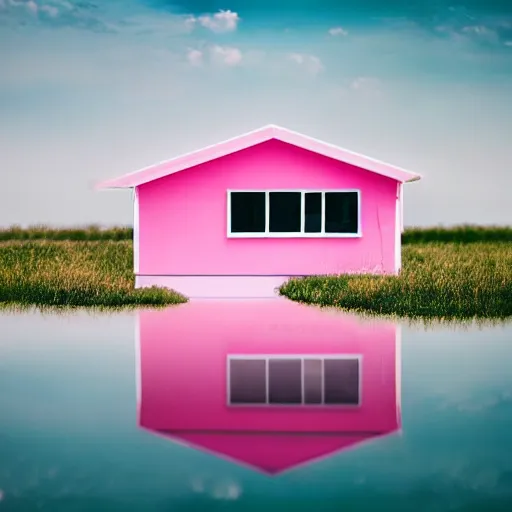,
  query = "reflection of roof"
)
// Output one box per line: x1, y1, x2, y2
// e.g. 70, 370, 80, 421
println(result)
136, 299, 402, 475
145, 430, 399, 475
97, 124, 422, 189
